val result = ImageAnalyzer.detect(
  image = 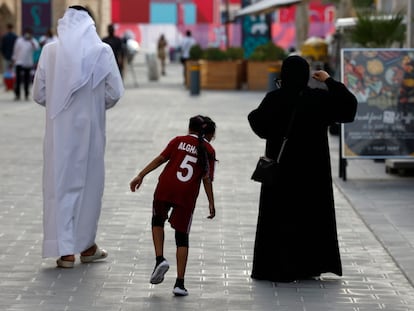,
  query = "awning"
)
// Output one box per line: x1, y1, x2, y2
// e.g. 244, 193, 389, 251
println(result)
235, 0, 302, 18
